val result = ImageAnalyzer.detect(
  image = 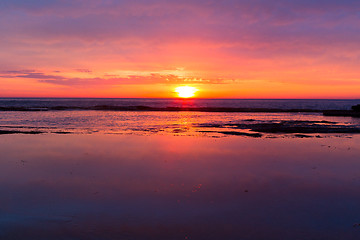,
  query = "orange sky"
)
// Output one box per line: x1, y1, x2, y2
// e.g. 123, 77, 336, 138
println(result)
1, 1, 359, 98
